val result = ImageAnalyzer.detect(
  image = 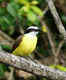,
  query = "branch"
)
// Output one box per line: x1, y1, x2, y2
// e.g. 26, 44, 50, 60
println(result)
0, 51, 66, 80
56, 40, 64, 56
0, 30, 14, 43
45, 0, 66, 41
